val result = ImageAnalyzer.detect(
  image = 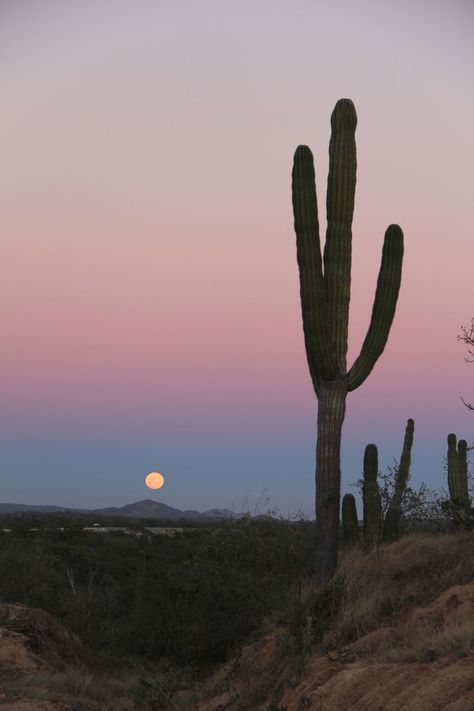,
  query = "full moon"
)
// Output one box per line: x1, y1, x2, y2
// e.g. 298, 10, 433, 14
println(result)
145, 472, 165, 490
